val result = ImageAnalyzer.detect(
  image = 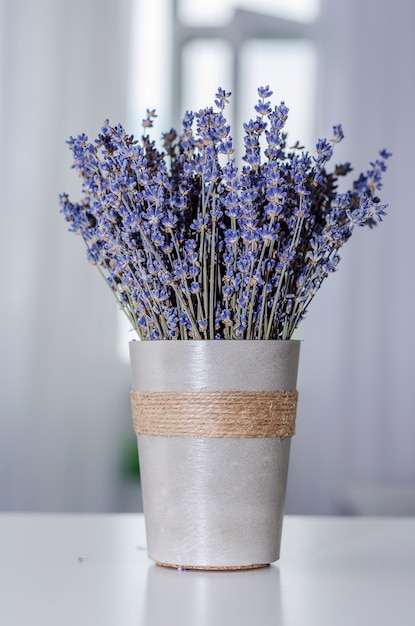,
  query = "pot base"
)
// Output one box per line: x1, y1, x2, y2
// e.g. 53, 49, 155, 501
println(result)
156, 561, 270, 571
